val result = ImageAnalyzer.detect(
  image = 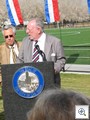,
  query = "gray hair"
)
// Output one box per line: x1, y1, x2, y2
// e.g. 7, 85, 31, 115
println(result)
27, 89, 90, 120
30, 17, 44, 32
2, 25, 16, 35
